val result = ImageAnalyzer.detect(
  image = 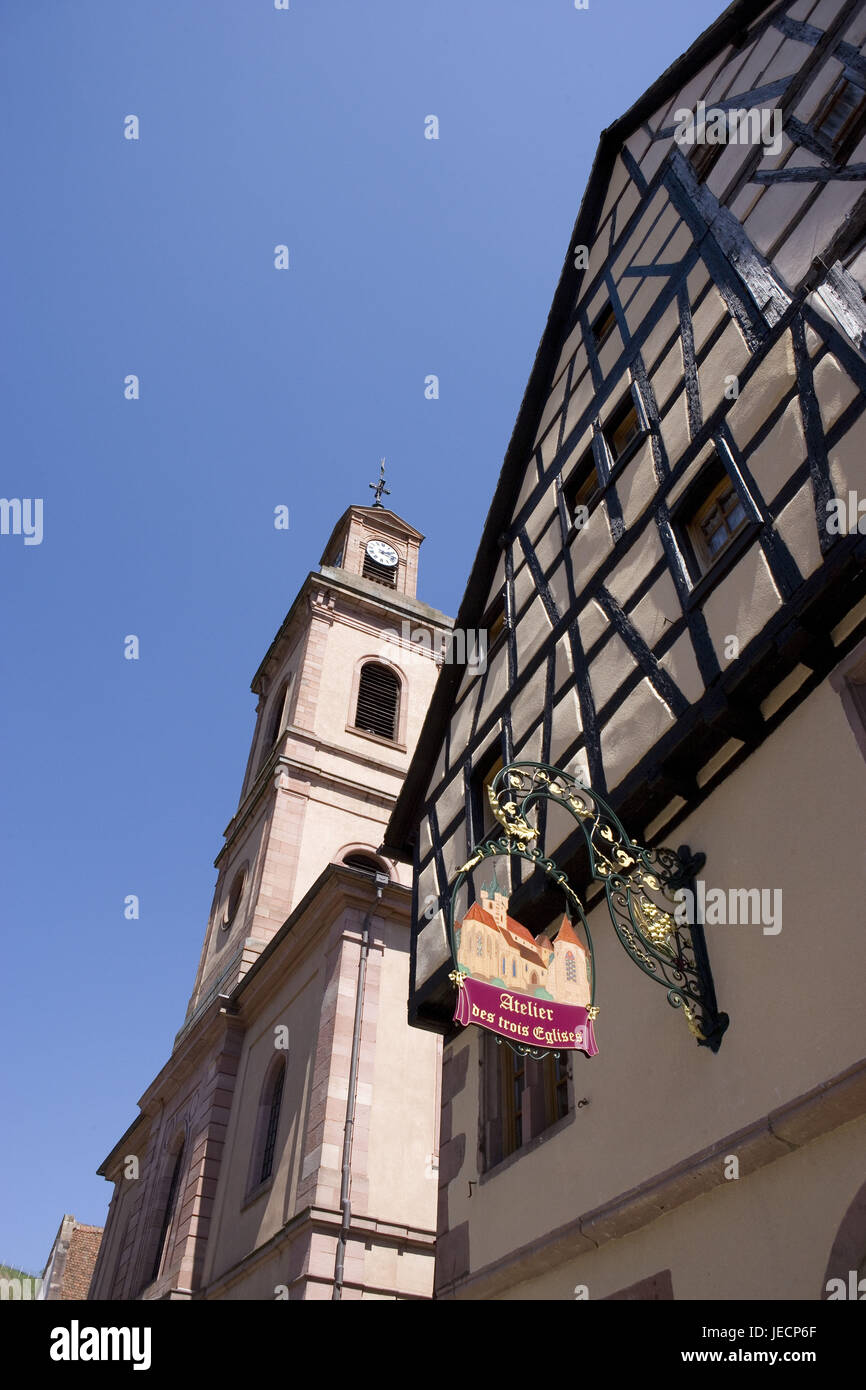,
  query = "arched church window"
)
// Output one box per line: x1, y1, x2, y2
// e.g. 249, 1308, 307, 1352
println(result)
259, 1058, 286, 1184
222, 867, 246, 930
257, 675, 293, 774
267, 679, 290, 749
353, 663, 400, 741
476, 932, 483, 956
343, 851, 389, 876
566, 951, 576, 982
150, 1142, 185, 1283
